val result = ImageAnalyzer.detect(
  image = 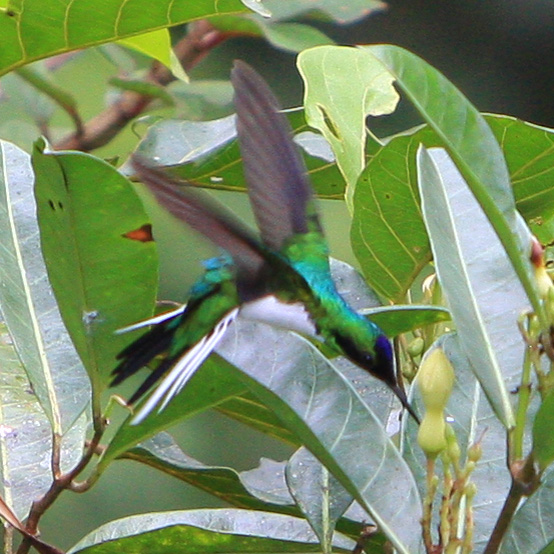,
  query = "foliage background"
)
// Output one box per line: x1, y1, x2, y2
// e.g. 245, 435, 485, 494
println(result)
1, 1, 554, 550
